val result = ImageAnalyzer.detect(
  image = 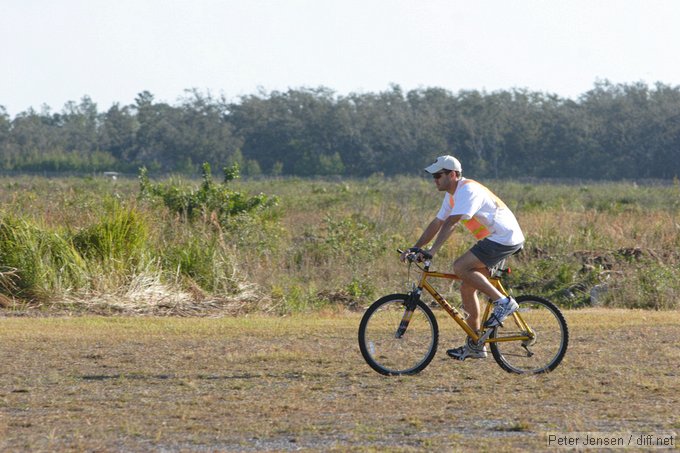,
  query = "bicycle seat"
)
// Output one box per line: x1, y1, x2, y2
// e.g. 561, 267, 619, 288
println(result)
489, 247, 522, 277
488, 260, 508, 277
